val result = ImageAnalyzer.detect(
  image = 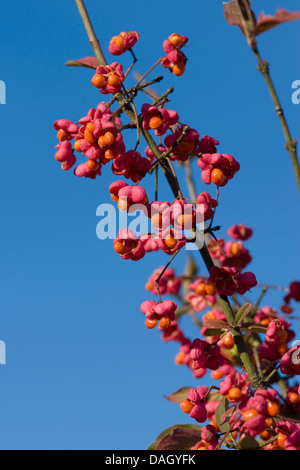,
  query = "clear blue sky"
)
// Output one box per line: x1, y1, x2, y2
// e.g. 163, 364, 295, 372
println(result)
0, 0, 299, 450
